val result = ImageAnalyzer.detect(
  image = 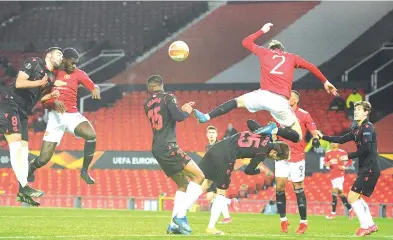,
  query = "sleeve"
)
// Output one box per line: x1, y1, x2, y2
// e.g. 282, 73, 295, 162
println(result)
345, 159, 353, 167
304, 139, 313, 152
244, 154, 266, 175
322, 132, 354, 144
241, 30, 269, 56
19, 57, 39, 77
305, 113, 317, 133
324, 153, 329, 163
77, 70, 95, 91
294, 55, 327, 83
165, 94, 189, 122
